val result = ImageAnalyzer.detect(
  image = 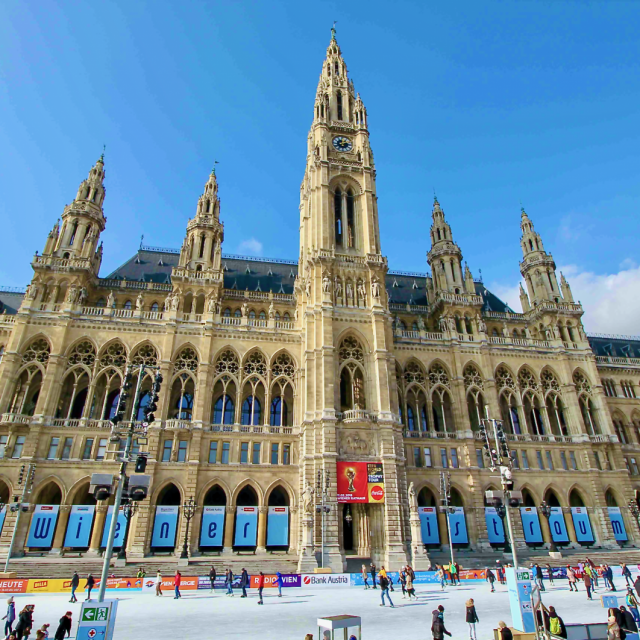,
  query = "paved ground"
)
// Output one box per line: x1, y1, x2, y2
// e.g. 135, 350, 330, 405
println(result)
10, 575, 631, 640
